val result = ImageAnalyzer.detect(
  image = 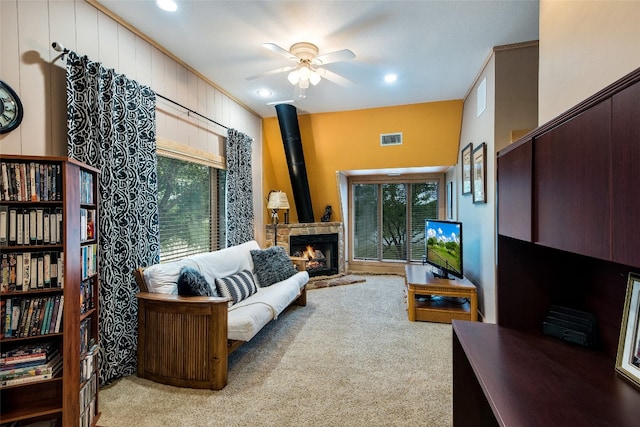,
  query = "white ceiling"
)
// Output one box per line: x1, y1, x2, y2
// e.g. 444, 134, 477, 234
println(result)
96, 0, 539, 119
